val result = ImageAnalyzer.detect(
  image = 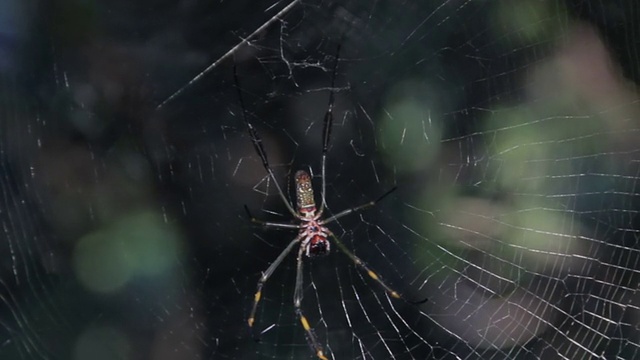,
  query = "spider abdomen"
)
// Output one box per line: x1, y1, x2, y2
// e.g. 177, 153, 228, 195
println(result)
295, 170, 316, 216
